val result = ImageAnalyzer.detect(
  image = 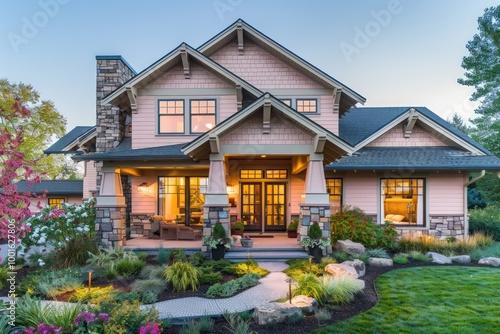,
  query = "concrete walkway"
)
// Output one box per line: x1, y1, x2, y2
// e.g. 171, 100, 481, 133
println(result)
152, 262, 290, 319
